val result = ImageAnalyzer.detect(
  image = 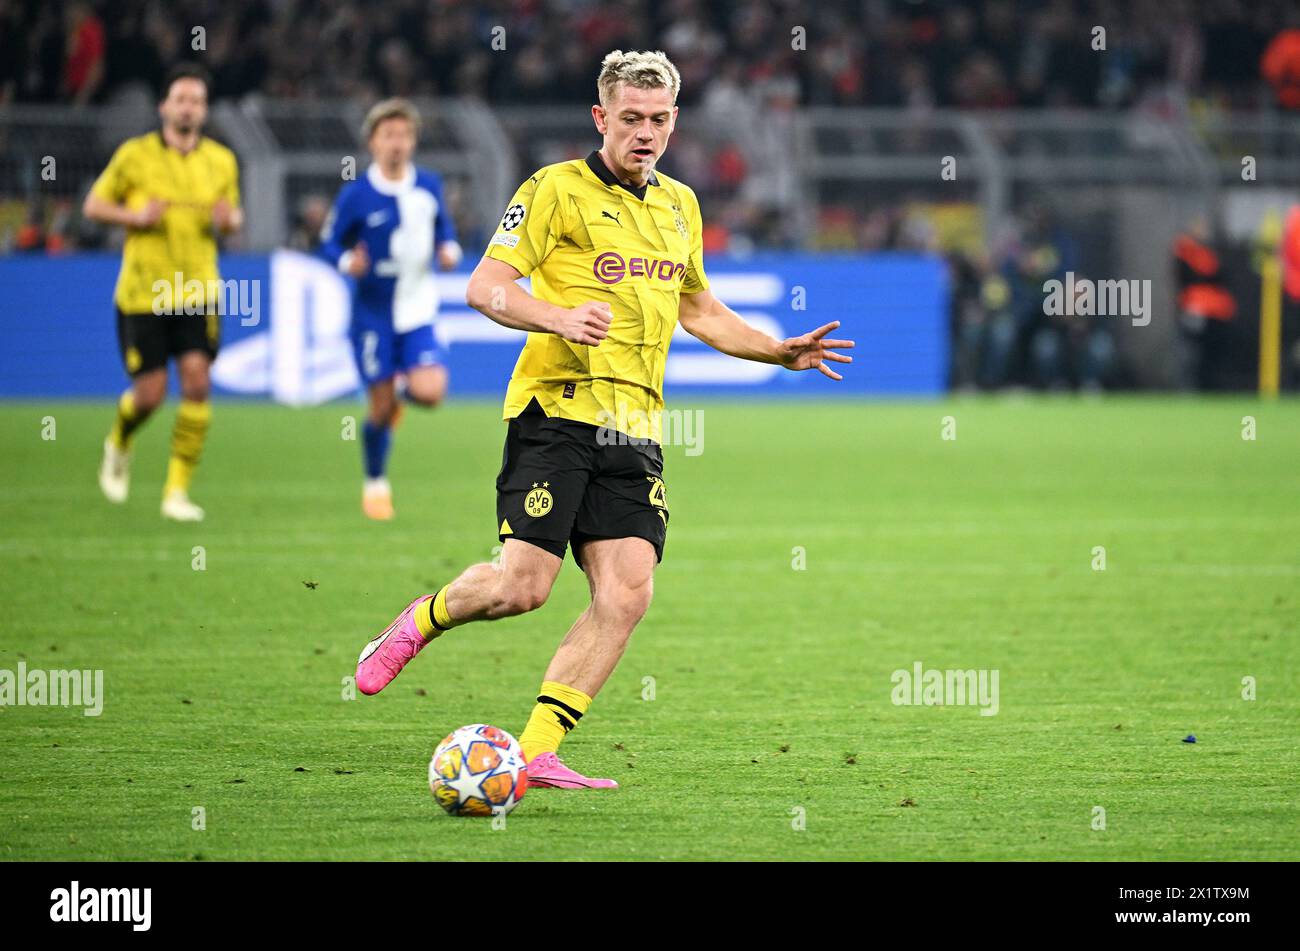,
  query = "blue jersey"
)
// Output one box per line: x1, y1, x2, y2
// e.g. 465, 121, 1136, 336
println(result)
320, 163, 457, 332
